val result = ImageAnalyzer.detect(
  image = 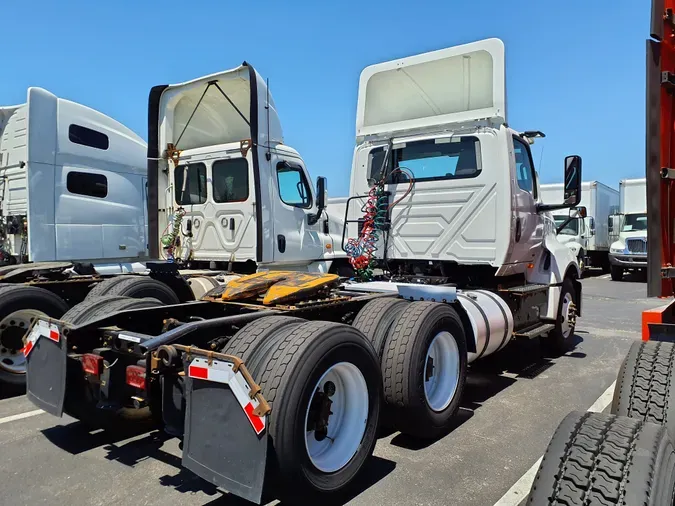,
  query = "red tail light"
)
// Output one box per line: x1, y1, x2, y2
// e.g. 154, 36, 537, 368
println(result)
126, 365, 146, 390
81, 354, 103, 376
